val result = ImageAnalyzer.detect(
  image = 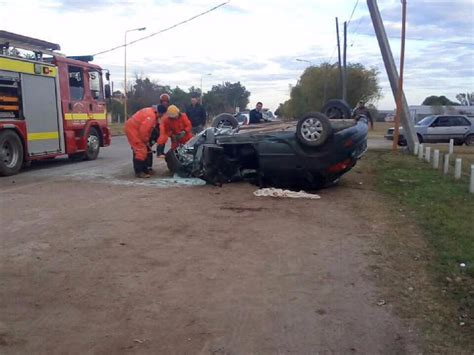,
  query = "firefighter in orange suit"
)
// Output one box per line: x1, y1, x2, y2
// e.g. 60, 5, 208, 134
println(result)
125, 104, 167, 178
155, 105, 193, 156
